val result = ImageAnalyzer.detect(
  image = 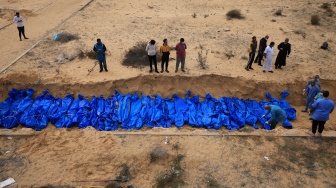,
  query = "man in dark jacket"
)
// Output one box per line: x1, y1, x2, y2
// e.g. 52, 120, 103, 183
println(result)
93, 38, 108, 72
275, 38, 291, 69
254, 35, 268, 66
